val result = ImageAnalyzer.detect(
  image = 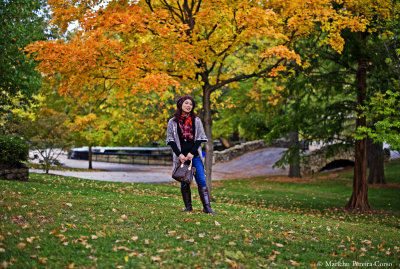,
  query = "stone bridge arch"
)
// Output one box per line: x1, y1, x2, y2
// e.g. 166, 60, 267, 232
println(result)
300, 147, 354, 175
